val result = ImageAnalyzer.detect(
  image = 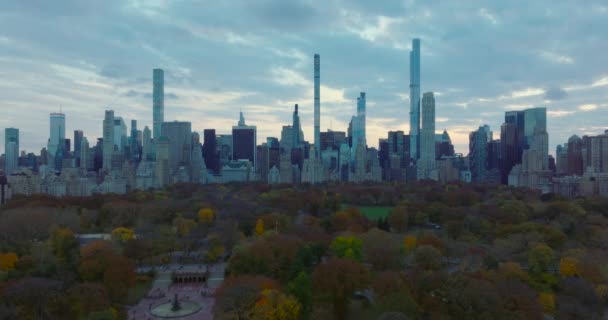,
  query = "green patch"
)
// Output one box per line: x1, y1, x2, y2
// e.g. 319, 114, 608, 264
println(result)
344, 205, 394, 221
126, 278, 154, 305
